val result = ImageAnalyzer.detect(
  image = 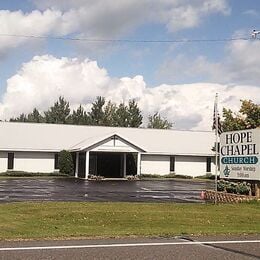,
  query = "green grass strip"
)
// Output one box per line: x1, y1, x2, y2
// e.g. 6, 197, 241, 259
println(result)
0, 201, 259, 240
